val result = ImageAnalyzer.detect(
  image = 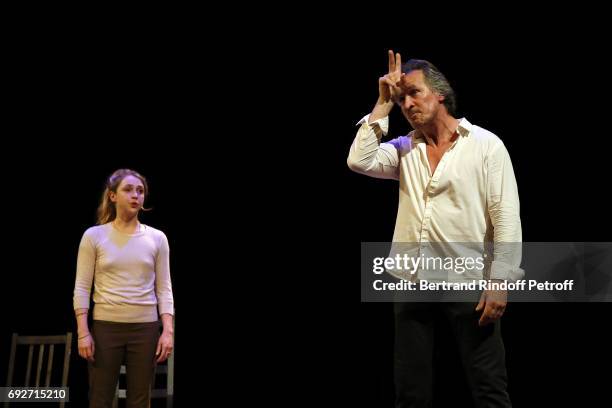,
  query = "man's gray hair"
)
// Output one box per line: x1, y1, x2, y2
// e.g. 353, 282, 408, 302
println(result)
402, 59, 456, 116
